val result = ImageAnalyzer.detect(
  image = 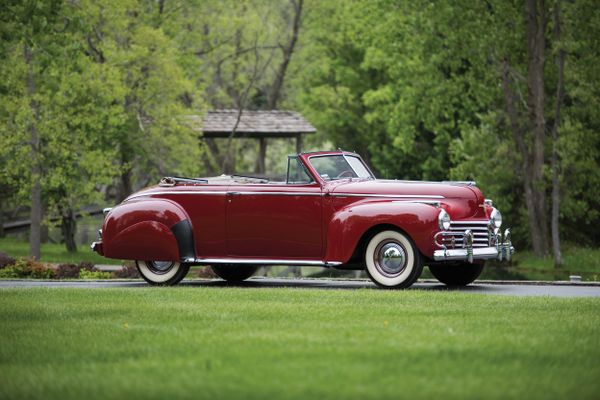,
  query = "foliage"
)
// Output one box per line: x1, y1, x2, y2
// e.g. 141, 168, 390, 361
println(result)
1, 0, 599, 256
1, 288, 599, 399
0, 251, 16, 269
0, 257, 55, 279
78, 269, 112, 279
55, 263, 81, 279
296, 0, 600, 249
112, 262, 140, 279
